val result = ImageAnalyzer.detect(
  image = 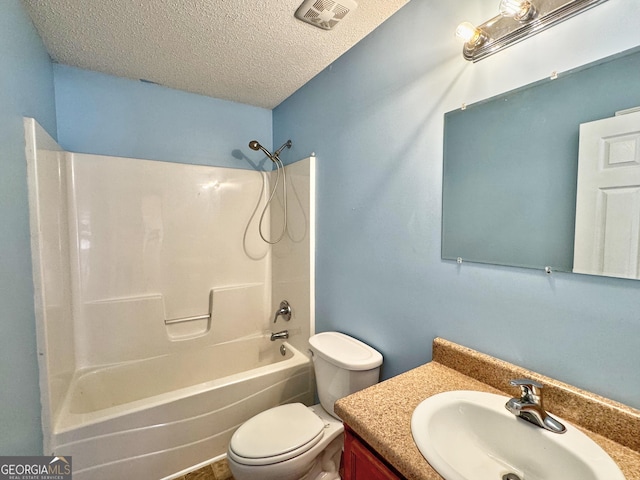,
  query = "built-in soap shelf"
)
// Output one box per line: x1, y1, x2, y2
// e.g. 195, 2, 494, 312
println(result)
164, 289, 213, 325
82, 283, 268, 357
164, 289, 214, 341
